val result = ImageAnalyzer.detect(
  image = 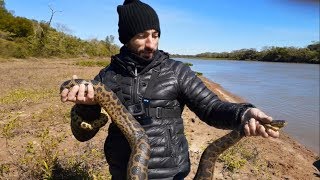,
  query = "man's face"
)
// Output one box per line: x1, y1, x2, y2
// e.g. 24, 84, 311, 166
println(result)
127, 29, 159, 60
